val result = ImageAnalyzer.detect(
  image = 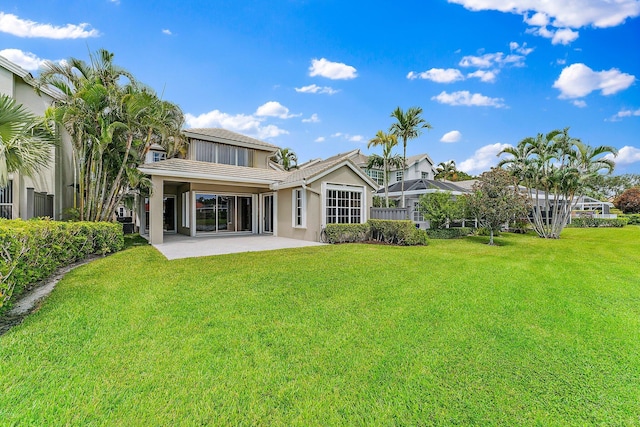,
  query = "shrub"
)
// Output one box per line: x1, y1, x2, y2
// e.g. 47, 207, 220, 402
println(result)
620, 214, 640, 225
0, 219, 124, 309
426, 227, 472, 239
325, 223, 370, 244
368, 219, 428, 246
571, 217, 628, 228
614, 187, 640, 214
